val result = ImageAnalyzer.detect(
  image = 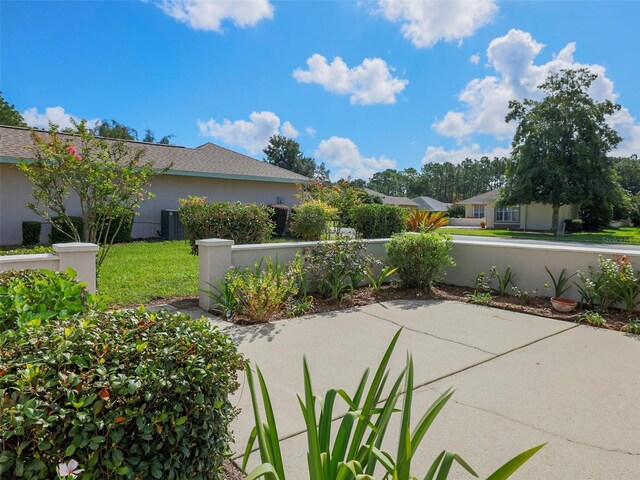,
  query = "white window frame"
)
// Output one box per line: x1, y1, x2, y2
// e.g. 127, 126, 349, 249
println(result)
495, 206, 520, 223
472, 205, 485, 218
